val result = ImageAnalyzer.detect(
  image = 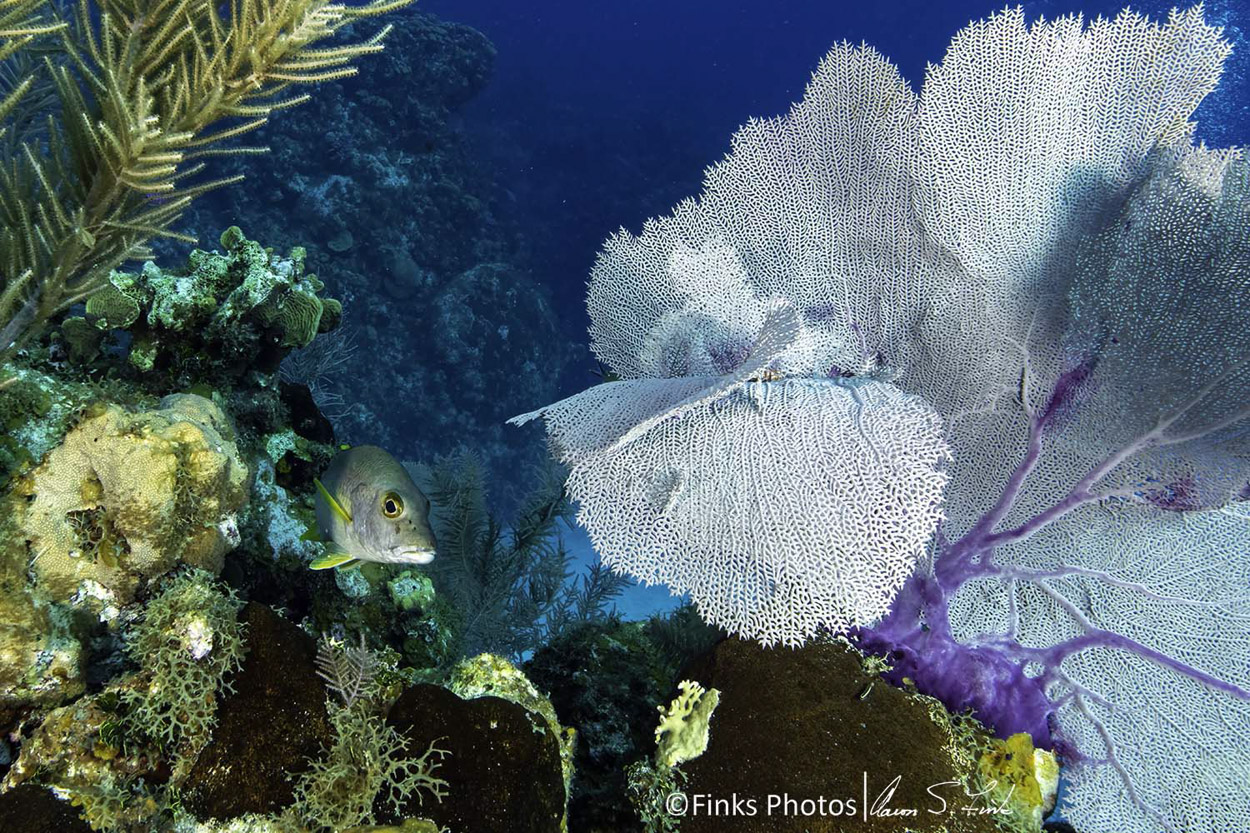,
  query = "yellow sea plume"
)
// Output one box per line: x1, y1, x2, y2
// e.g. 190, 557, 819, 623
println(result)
18, 393, 248, 606
0, 0, 413, 362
